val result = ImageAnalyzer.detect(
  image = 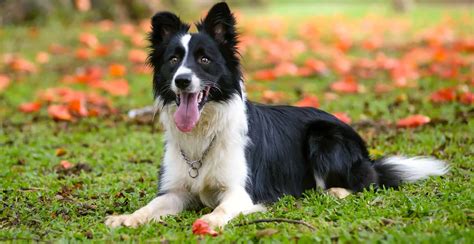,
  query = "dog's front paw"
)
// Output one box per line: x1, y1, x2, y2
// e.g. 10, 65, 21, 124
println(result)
105, 213, 148, 228
199, 213, 228, 230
